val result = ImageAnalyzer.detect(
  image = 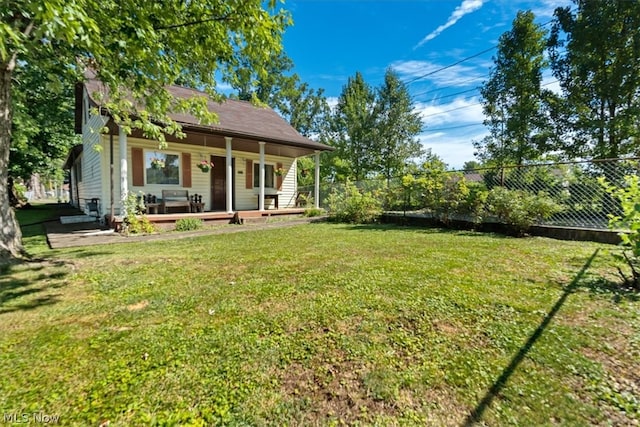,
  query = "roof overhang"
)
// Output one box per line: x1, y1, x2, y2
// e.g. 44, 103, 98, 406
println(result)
75, 77, 335, 159
62, 144, 83, 170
